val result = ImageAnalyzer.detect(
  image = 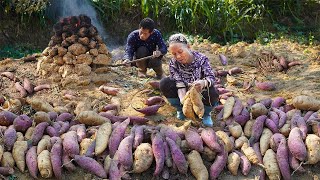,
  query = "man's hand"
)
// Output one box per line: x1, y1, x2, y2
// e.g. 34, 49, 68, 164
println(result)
153, 50, 162, 58
122, 59, 131, 67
